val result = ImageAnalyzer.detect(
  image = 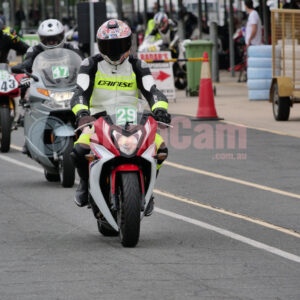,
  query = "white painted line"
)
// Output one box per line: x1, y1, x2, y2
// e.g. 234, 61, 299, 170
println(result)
155, 207, 300, 263
154, 189, 300, 238
1, 153, 300, 263
0, 154, 43, 174
165, 161, 300, 200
